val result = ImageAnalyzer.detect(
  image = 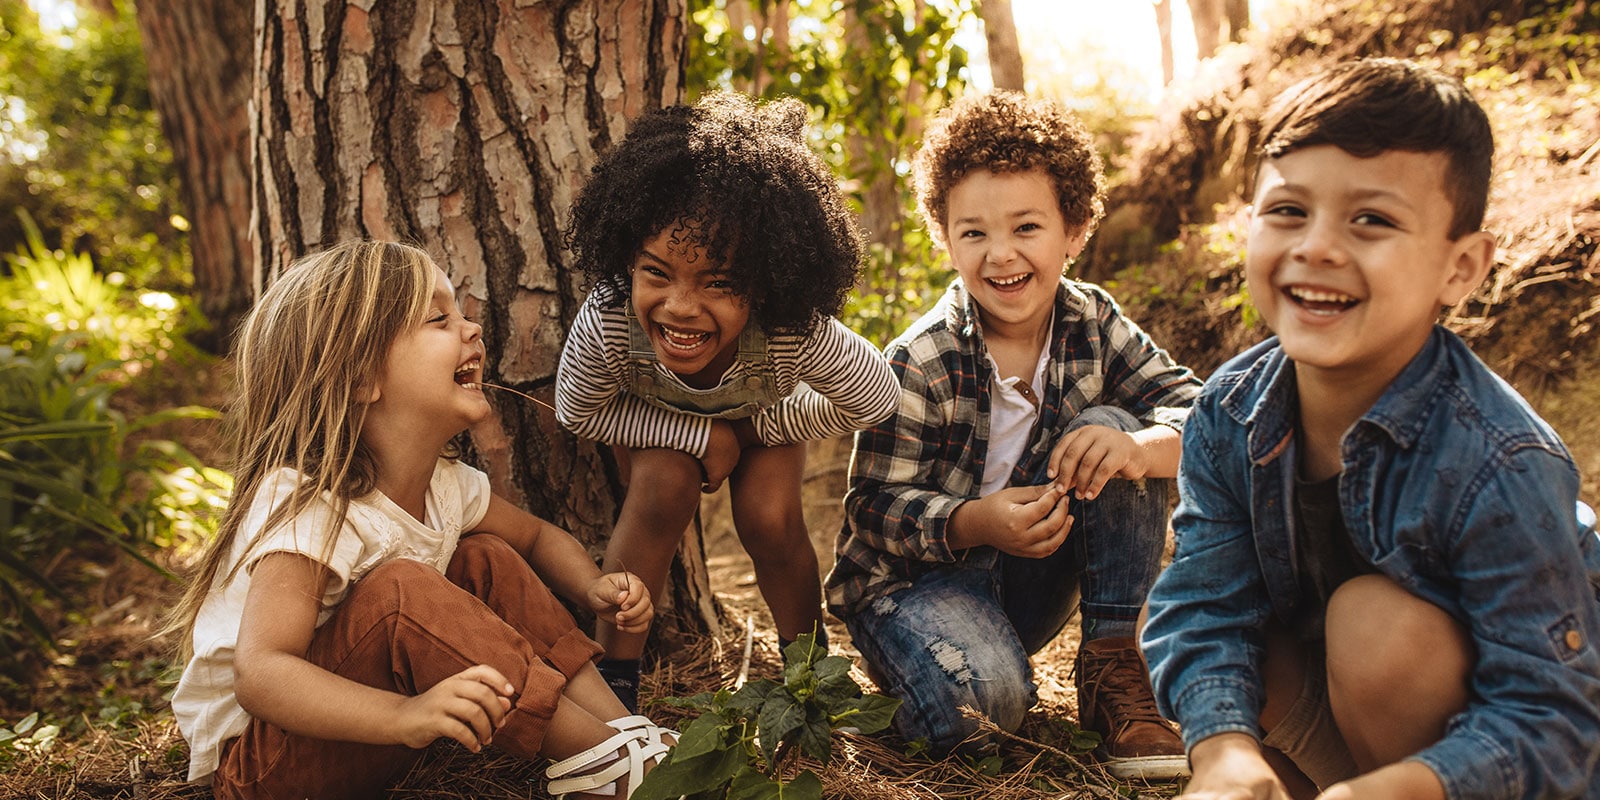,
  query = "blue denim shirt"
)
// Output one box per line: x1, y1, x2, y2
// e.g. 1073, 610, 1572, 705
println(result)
1144, 327, 1600, 800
